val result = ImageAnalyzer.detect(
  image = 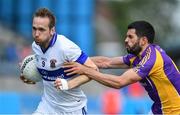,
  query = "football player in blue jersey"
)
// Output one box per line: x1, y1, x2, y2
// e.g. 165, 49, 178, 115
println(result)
20, 7, 97, 115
